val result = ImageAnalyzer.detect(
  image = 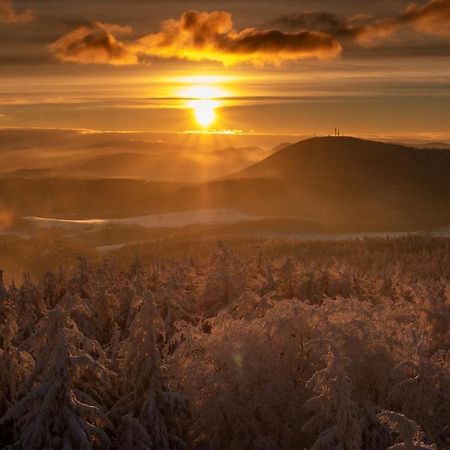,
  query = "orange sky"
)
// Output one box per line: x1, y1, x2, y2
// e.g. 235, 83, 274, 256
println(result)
0, 0, 449, 138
